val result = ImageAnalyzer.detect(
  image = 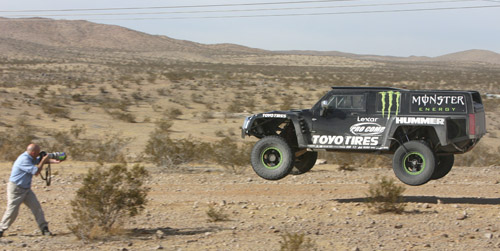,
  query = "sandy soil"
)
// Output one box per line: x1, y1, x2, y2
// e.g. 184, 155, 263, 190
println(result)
0, 161, 499, 251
